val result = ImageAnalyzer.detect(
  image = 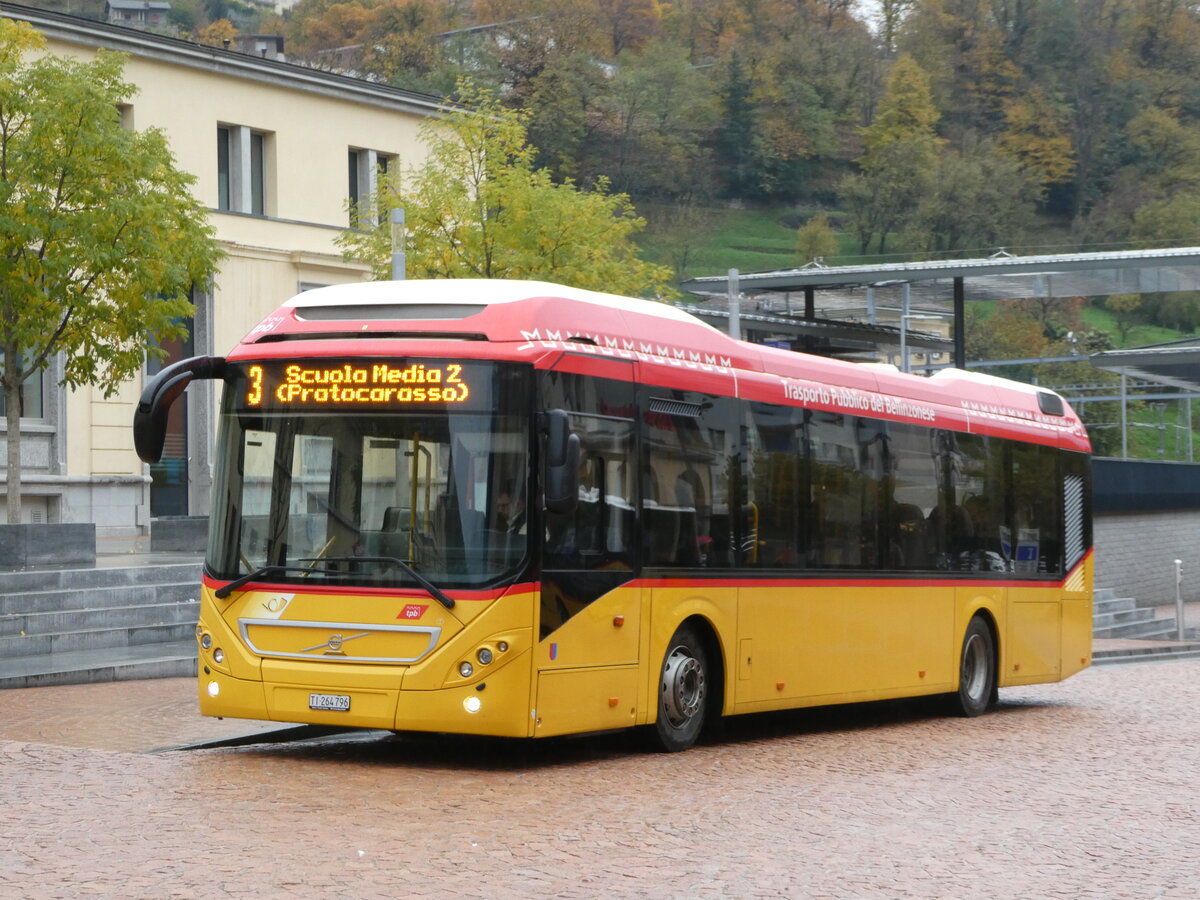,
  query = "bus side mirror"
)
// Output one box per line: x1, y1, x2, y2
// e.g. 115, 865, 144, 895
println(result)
134, 356, 226, 463
542, 409, 579, 516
